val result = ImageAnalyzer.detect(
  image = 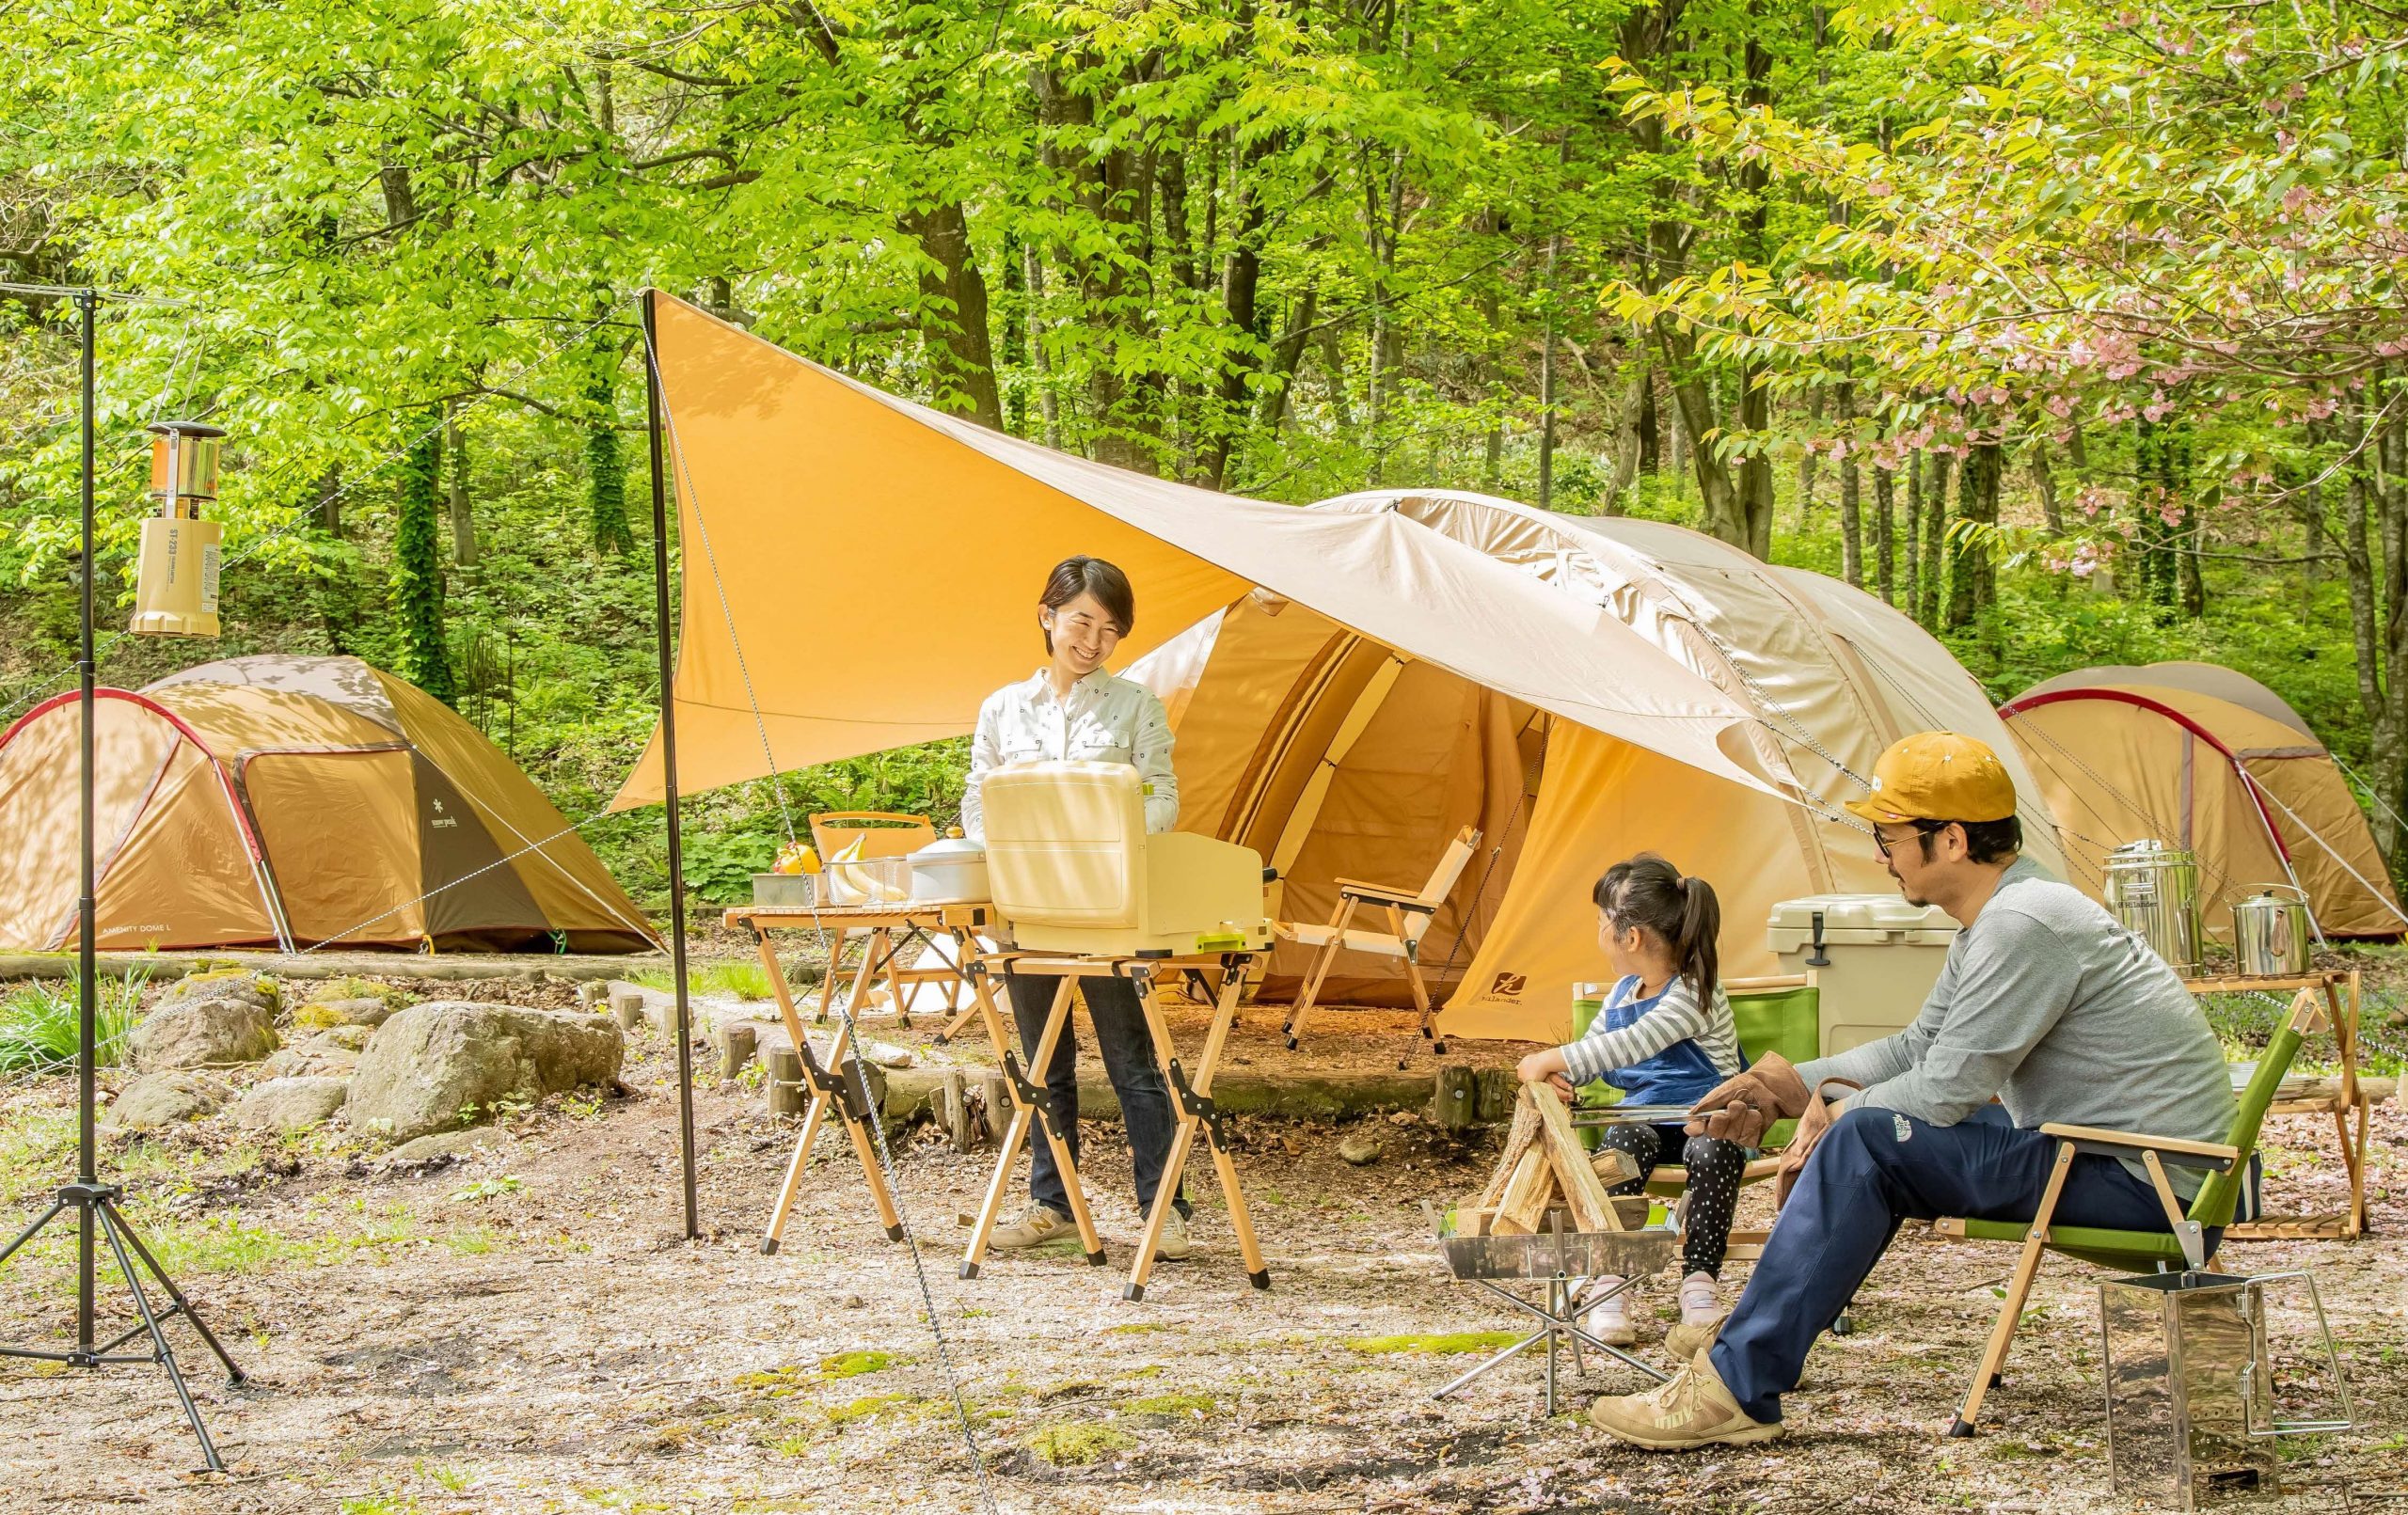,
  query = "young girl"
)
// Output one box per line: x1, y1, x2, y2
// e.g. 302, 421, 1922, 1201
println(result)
1515, 855, 1748, 1353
